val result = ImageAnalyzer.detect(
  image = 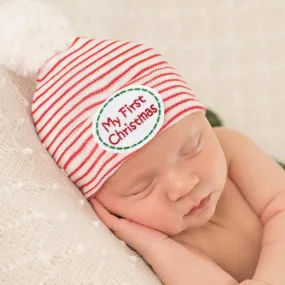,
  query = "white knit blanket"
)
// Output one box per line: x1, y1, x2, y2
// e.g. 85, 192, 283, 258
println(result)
0, 68, 161, 285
